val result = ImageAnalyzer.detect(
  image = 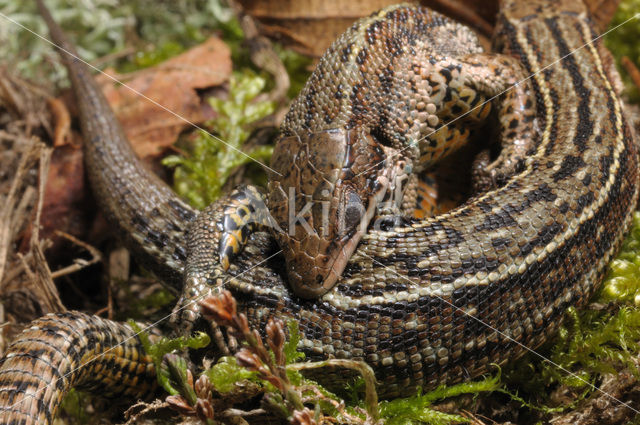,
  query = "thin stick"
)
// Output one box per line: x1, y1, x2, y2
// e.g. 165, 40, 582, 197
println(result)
621, 56, 640, 90
0, 142, 39, 286
49, 231, 102, 280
